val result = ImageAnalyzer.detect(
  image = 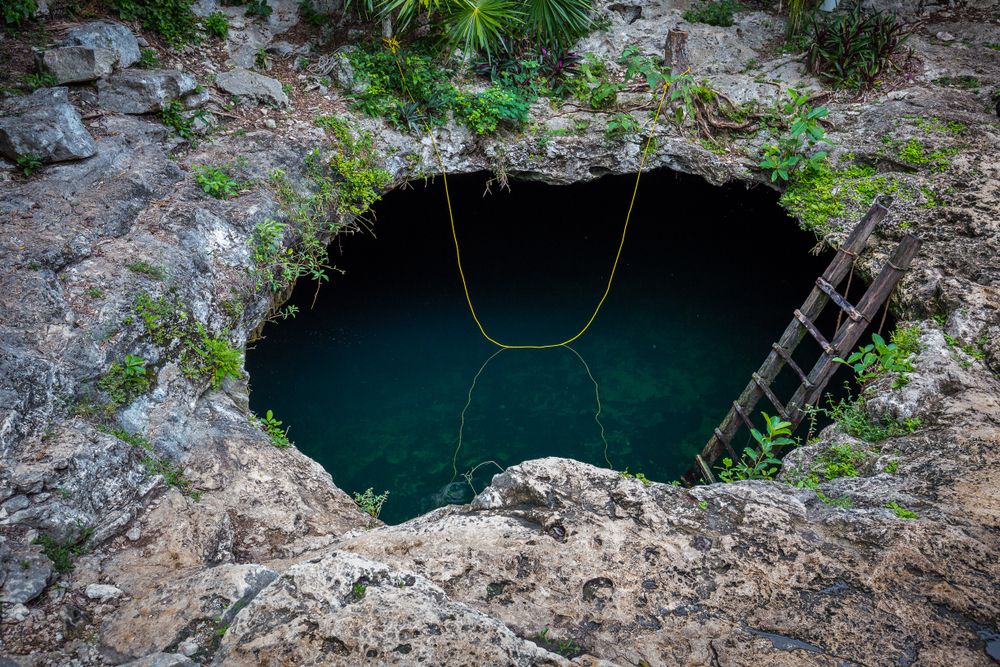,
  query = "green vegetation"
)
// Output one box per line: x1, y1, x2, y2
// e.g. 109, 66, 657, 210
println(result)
137, 47, 161, 69
779, 163, 909, 235
34, 526, 93, 574
682, 0, 737, 27
114, 0, 200, 47
299, 0, 327, 25
932, 75, 981, 90
16, 153, 42, 177
315, 117, 392, 213
806, 4, 911, 89
718, 412, 793, 482
381, 0, 590, 56
912, 116, 966, 135
161, 100, 197, 140
3, 0, 37, 26
96, 354, 151, 415
885, 501, 917, 519
759, 89, 828, 182
834, 332, 914, 385
193, 162, 250, 199
23, 72, 57, 90
244, 0, 273, 18
203, 11, 230, 38
823, 389, 921, 442
534, 628, 583, 658
133, 292, 243, 389
353, 488, 390, 524
894, 138, 955, 172
259, 409, 290, 448
351, 582, 367, 600
126, 260, 167, 280
605, 112, 640, 141
618, 468, 651, 485
787, 442, 868, 490
109, 427, 195, 494
884, 459, 899, 473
